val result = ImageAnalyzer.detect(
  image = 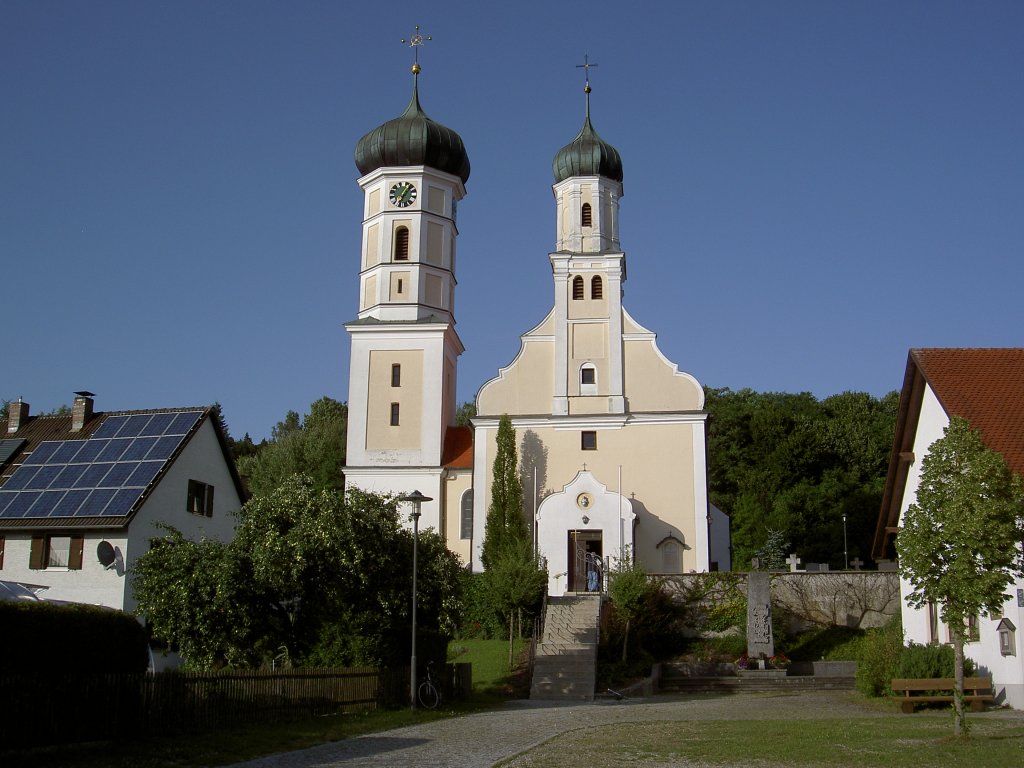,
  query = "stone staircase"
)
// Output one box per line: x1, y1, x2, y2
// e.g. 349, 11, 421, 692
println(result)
658, 661, 856, 694
530, 594, 602, 700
